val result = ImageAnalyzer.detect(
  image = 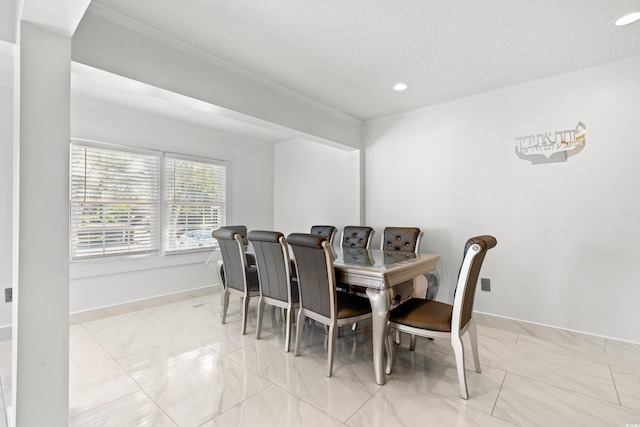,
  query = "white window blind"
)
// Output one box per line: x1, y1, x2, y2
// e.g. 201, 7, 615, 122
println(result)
70, 144, 160, 259
163, 155, 227, 252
